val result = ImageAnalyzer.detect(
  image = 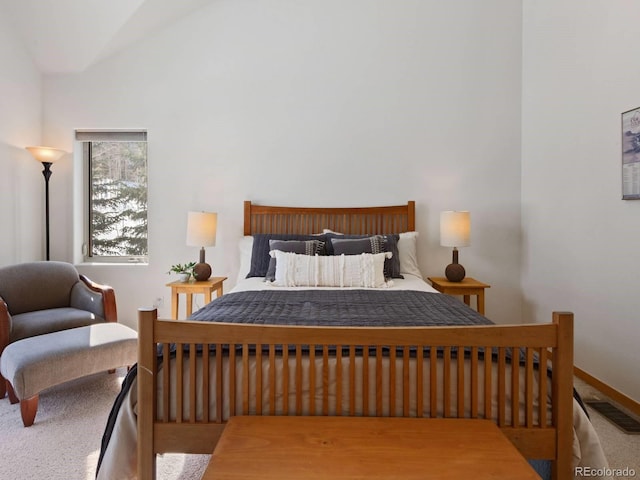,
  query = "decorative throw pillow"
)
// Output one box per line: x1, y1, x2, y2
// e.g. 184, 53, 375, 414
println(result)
328, 234, 403, 279
236, 236, 254, 285
246, 234, 327, 278
265, 239, 325, 281
271, 250, 390, 288
397, 231, 422, 279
